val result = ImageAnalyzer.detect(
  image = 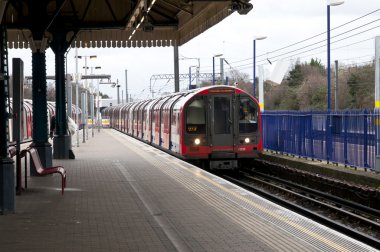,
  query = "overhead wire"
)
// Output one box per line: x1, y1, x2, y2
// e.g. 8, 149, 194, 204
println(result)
262, 9, 380, 56
219, 9, 380, 69
221, 36, 376, 73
